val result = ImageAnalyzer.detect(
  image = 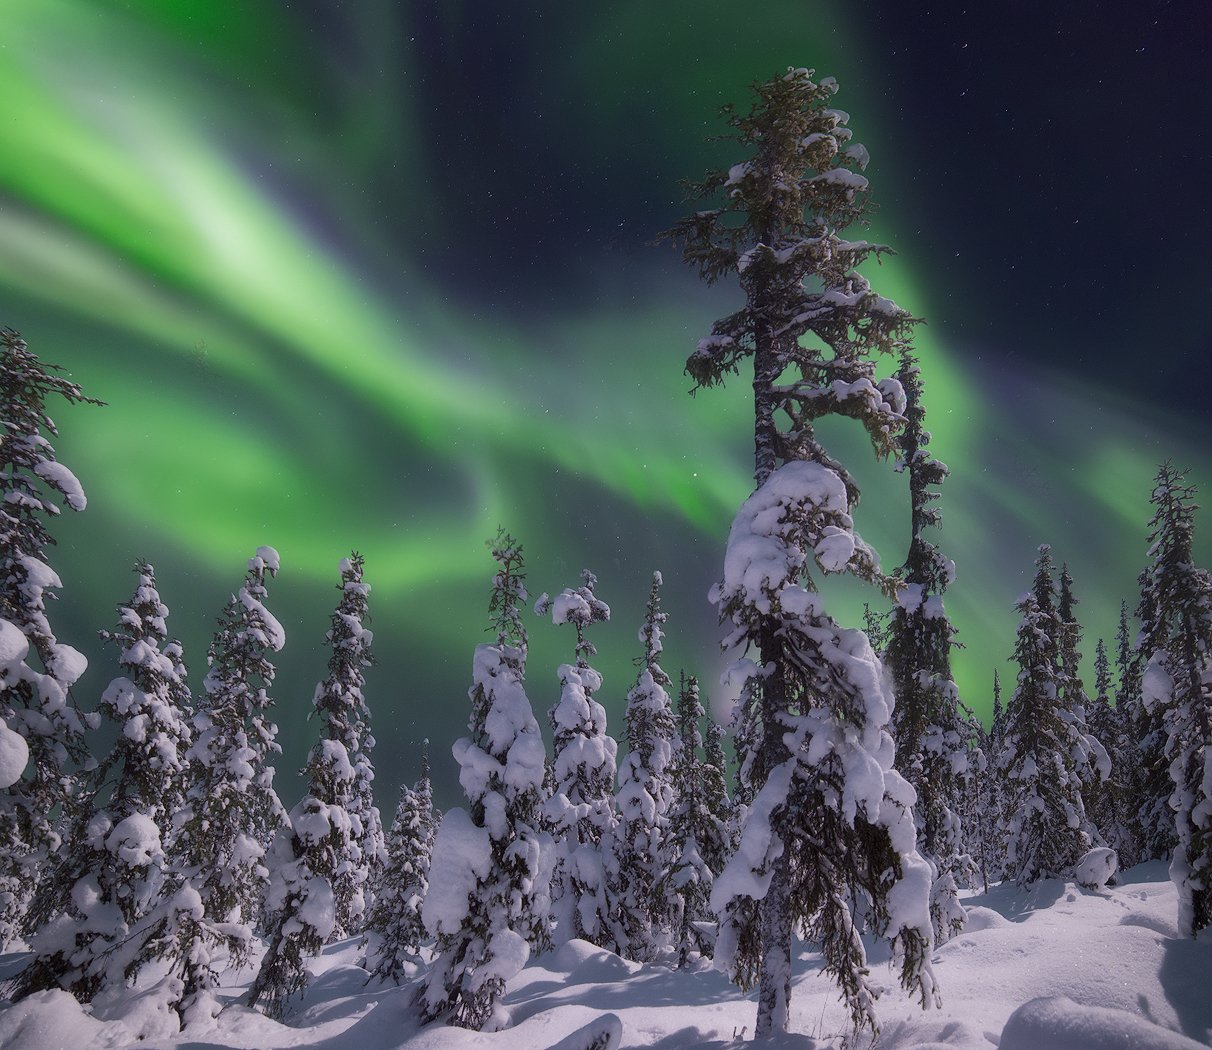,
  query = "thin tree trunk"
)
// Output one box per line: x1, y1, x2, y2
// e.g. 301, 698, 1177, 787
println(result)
755, 848, 792, 1037
753, 336, 780, 488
